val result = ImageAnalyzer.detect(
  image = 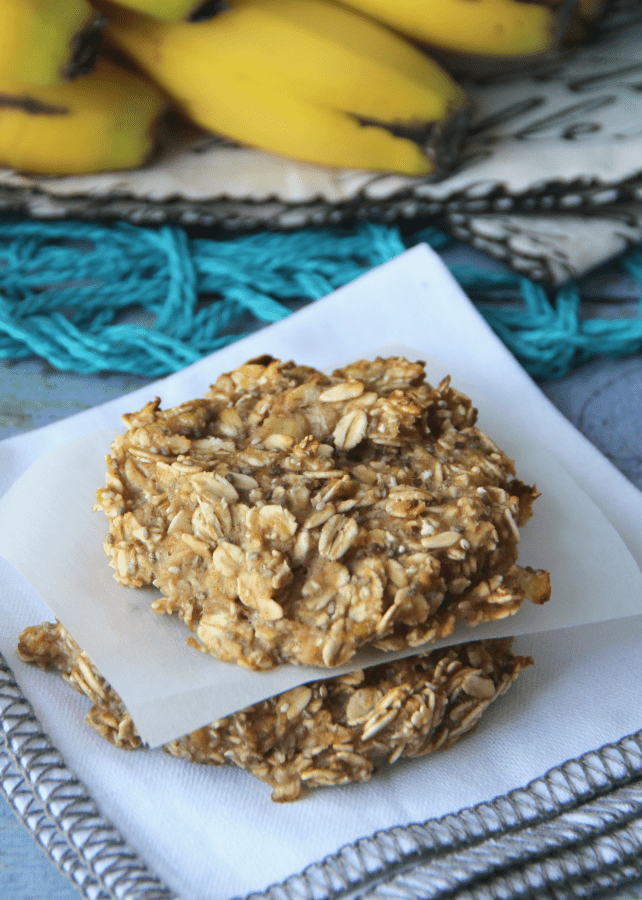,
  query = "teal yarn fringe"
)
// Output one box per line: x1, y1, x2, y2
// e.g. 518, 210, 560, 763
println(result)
0, 217, 641, 380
